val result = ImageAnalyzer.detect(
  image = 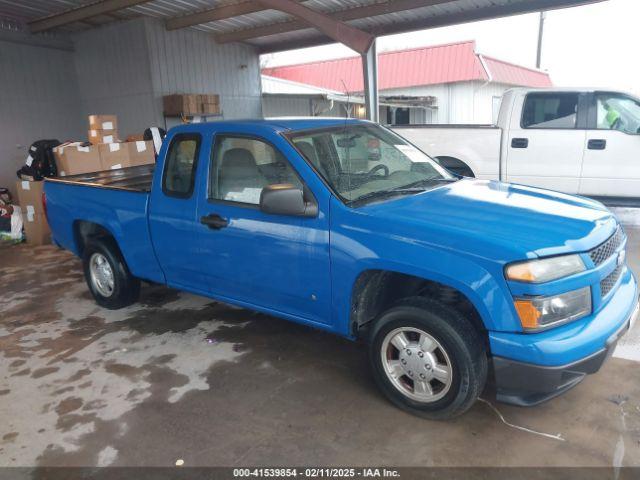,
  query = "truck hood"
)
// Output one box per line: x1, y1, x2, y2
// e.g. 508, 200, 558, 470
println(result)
360, 179, 617, 262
